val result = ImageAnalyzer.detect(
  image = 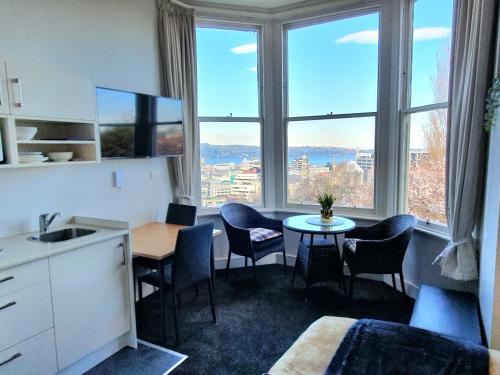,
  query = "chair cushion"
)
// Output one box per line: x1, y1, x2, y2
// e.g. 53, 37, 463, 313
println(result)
249, 227, 282, 242
343, 238, 358, 253
139, 263, 173, 287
